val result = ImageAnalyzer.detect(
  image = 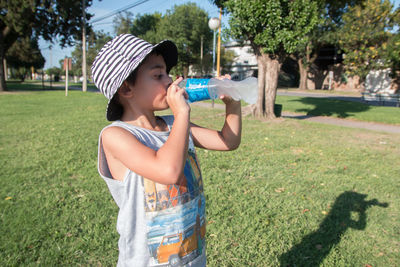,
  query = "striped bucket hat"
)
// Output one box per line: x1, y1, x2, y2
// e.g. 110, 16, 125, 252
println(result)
91, 34, 178, 121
